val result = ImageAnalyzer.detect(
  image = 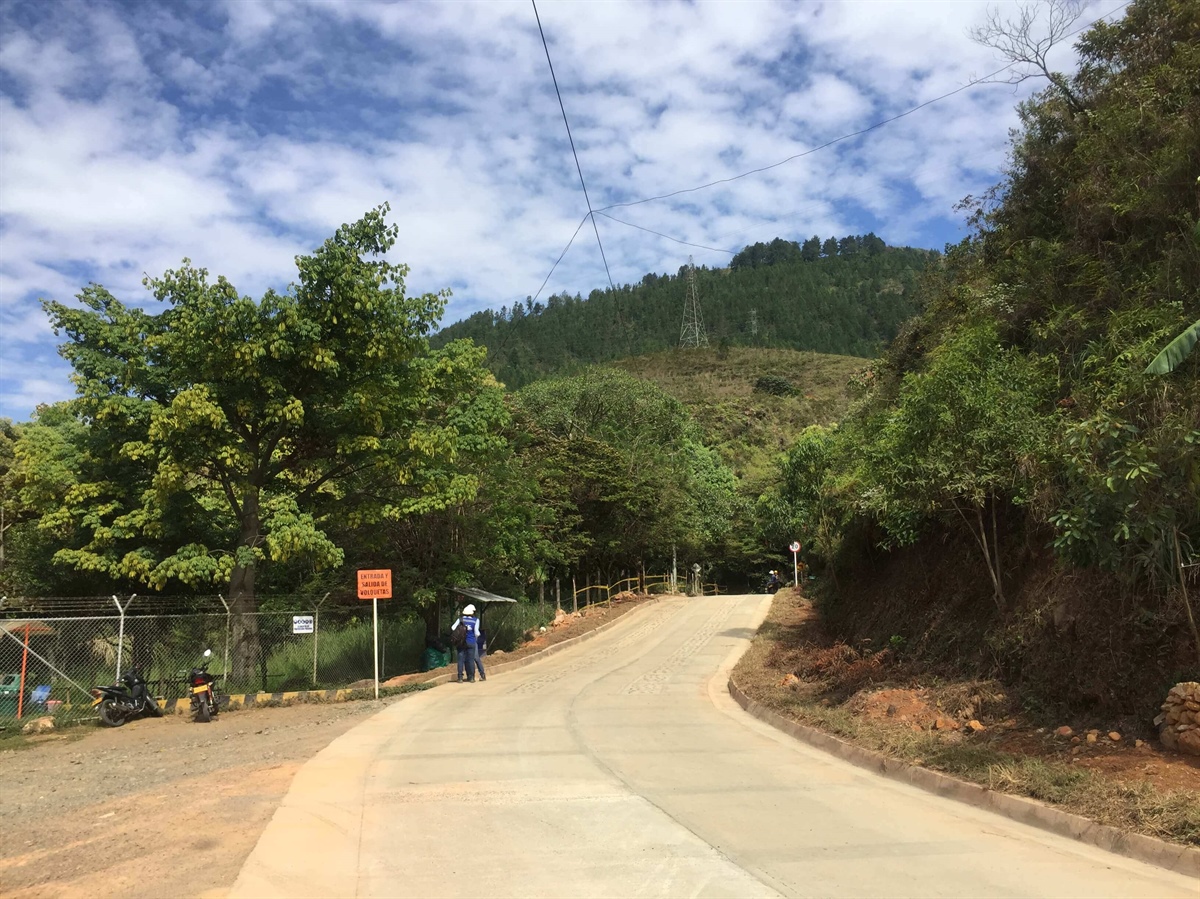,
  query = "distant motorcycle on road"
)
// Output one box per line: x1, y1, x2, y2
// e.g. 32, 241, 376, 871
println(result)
188, 649, 220, 723
92, 668, 163, 727
764, 571, 784, 594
